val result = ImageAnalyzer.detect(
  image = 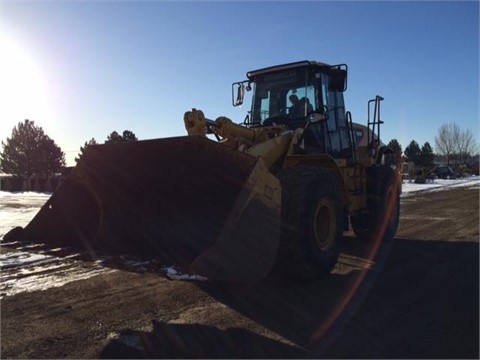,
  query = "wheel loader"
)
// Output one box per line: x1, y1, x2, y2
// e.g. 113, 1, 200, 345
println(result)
3, 60, 401, 283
